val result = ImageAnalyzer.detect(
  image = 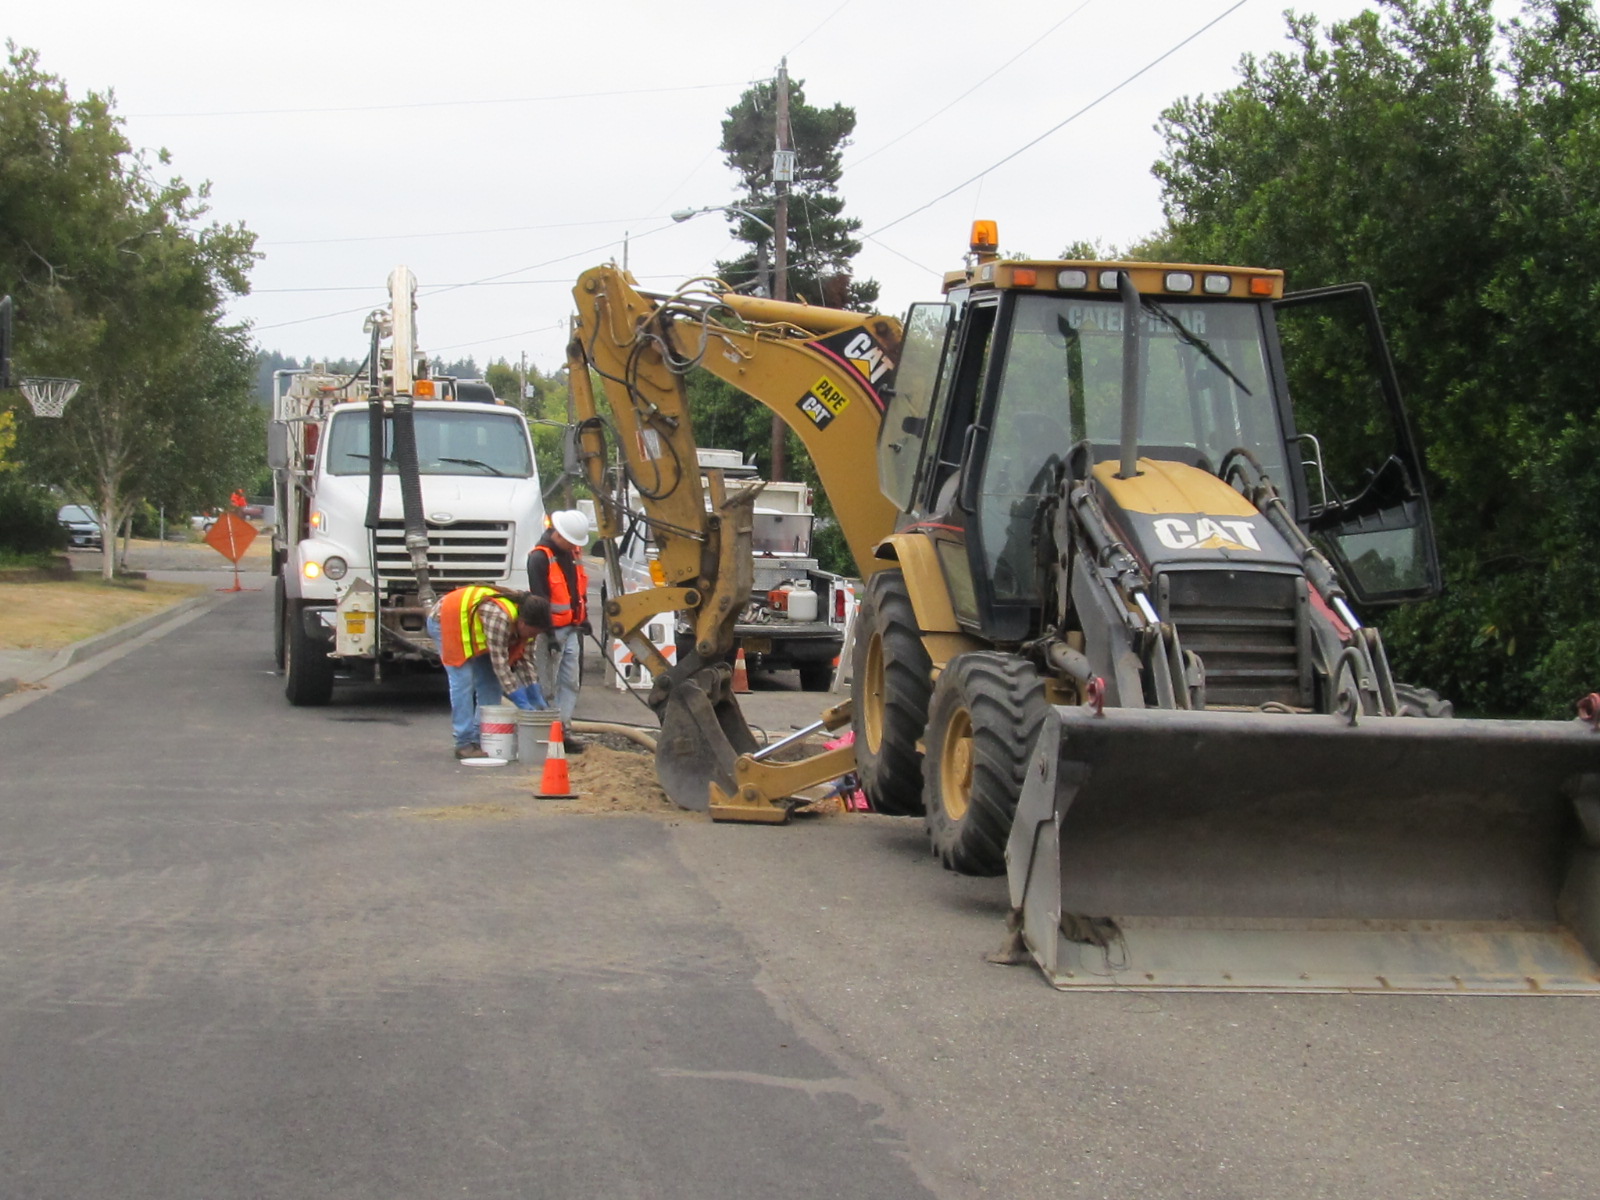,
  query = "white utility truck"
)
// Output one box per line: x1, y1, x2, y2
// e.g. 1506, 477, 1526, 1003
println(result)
268, 267, 544, 705
613, 448, 853, 691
